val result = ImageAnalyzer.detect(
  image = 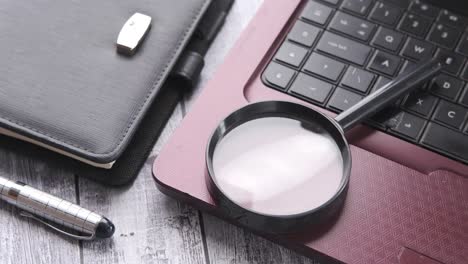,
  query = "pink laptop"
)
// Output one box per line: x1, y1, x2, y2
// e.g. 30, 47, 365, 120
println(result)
154, 0, 468, 263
